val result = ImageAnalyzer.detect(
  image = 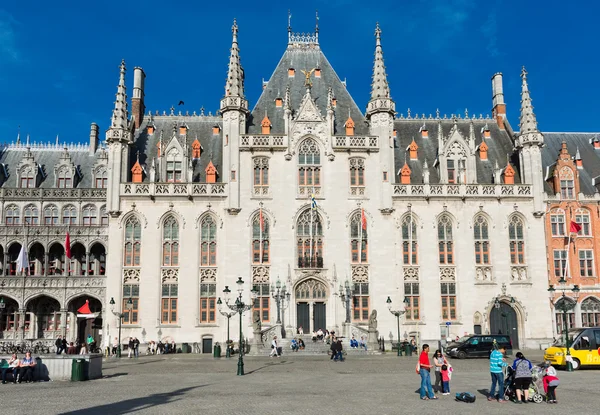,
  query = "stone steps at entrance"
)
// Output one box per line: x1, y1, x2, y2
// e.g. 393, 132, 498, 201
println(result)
276, 335, 368, 355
